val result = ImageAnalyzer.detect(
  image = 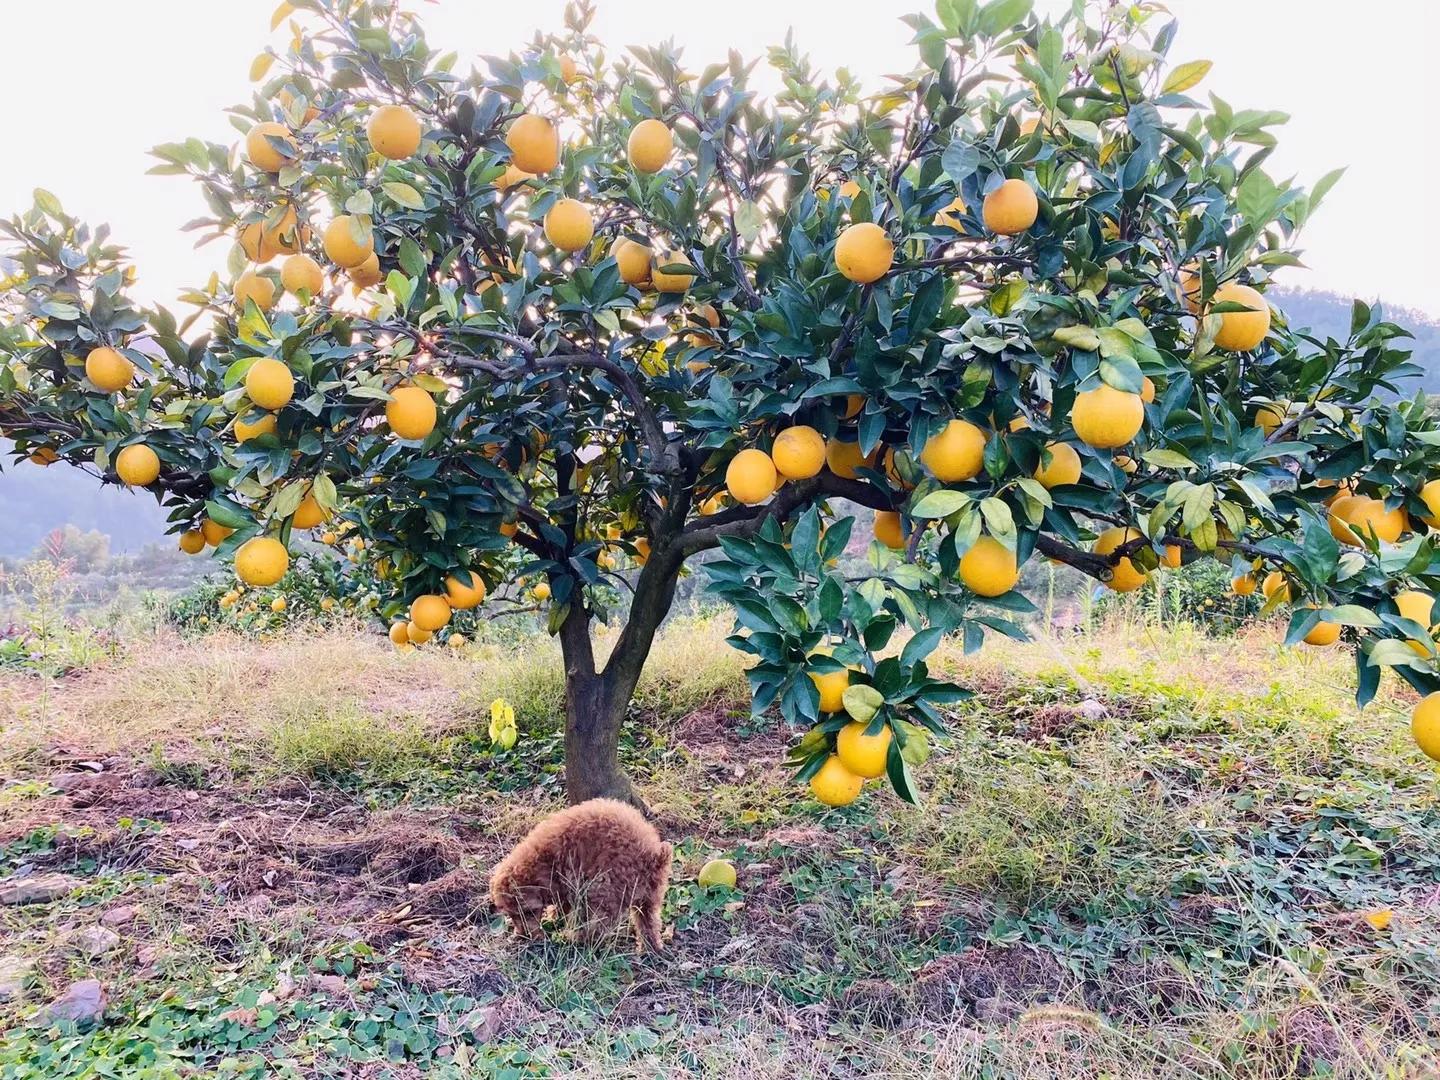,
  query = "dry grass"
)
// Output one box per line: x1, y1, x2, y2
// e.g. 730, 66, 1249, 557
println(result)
2, 613, 1437, 1079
